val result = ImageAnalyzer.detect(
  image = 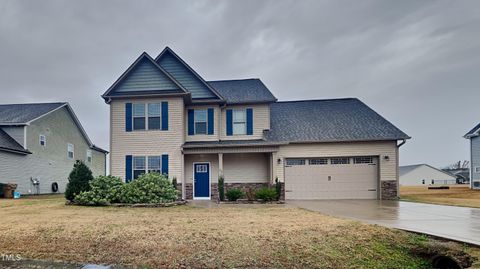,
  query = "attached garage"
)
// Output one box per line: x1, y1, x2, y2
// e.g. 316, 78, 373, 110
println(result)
284, 156, 379, 200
